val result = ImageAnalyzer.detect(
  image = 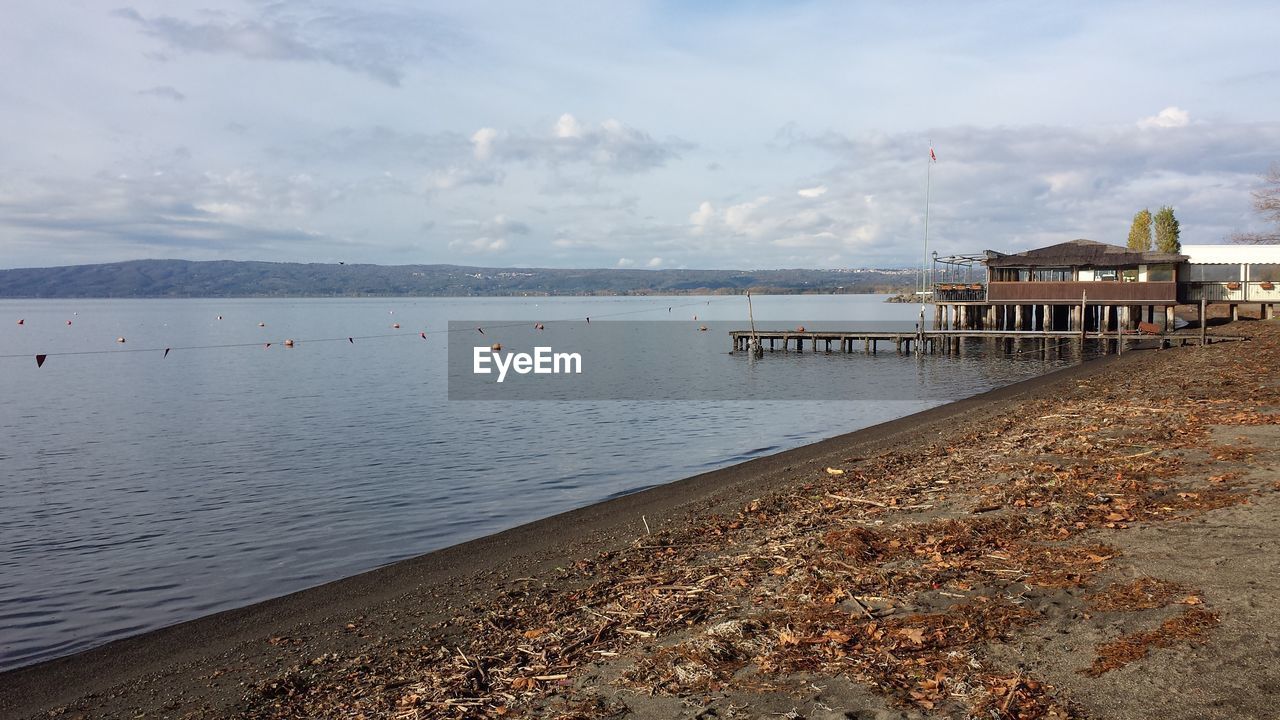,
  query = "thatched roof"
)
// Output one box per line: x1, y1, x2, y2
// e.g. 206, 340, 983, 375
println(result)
984, 239, 1186, 268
